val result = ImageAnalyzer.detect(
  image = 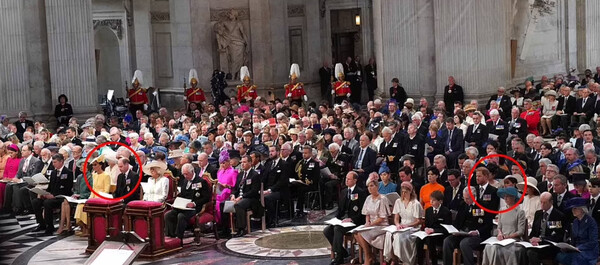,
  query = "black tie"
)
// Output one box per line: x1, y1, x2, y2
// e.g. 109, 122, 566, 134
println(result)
541, 211, 549, 235
590, 198, 596, 211
434, 209, 438, 215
